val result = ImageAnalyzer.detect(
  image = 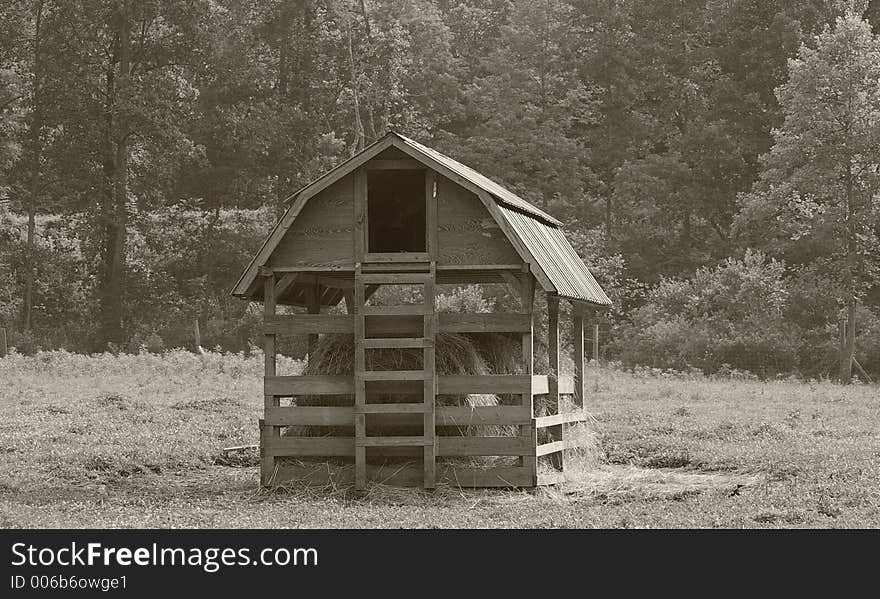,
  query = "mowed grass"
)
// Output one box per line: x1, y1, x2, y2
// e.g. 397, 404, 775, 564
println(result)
1, 351, 878, 528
